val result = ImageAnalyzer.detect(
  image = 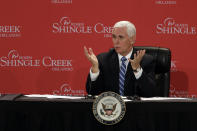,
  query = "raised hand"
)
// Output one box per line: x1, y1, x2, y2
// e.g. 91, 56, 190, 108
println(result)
128, 49, 145, 71
84, 46, 99, 73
